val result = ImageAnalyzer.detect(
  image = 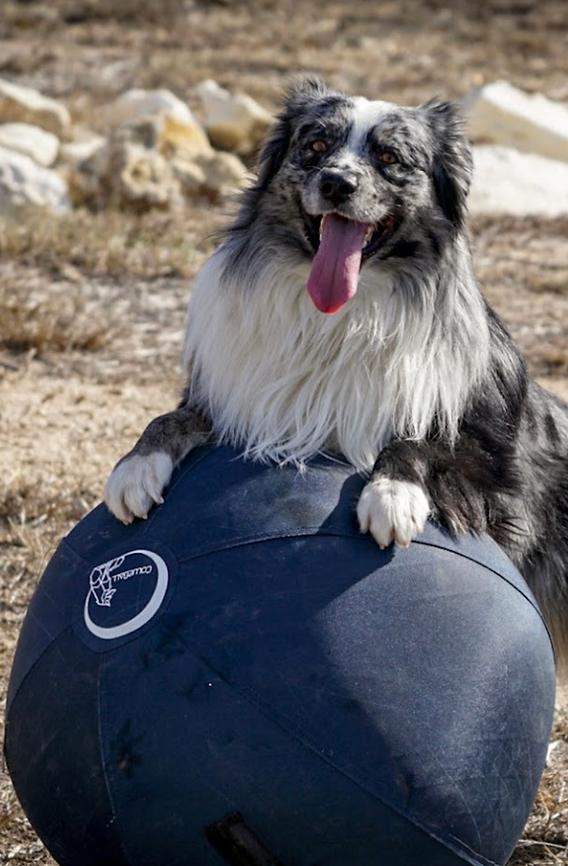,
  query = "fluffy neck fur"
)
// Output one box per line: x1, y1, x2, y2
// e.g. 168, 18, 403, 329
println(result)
182, 238, 490, 472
